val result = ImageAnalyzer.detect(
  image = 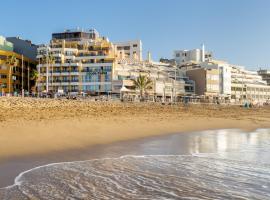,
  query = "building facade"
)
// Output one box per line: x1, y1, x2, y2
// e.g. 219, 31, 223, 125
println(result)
258, 69, 270, 85
182, 58, 270, 103
231, 66, 270, 103
114, 40, 142, 61
37, 29, 115, 95
174, 44, 212, 65
113, 60, 195, 101
0, 36, 37, 96
186, 68, 220, 97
